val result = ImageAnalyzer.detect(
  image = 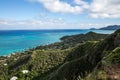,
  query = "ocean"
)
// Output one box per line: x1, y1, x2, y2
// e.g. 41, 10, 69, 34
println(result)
0, 29, 115, 56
